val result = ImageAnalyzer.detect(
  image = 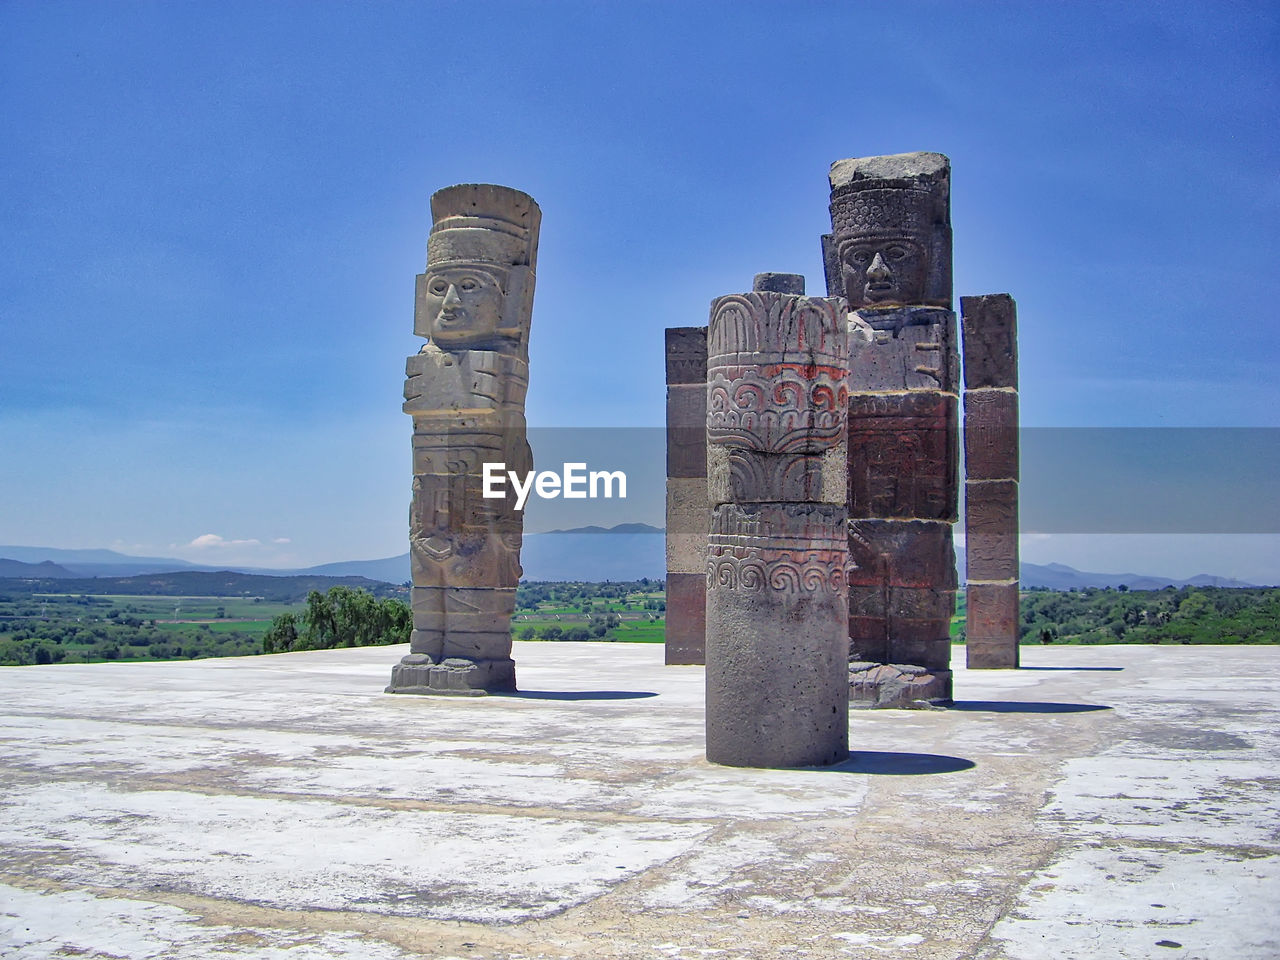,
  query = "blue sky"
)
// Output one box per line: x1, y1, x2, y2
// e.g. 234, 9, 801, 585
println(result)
1, 1, 1277, 579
